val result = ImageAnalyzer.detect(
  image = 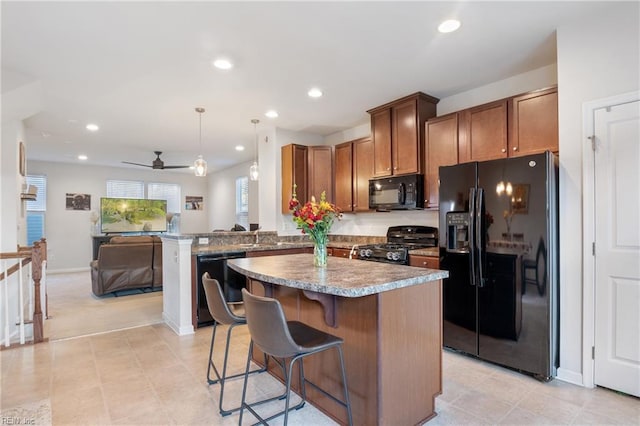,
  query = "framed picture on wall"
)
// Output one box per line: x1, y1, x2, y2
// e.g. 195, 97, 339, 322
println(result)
66, 193, 91, 210
185, 195, 203, 210
19, 141, 26, 176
